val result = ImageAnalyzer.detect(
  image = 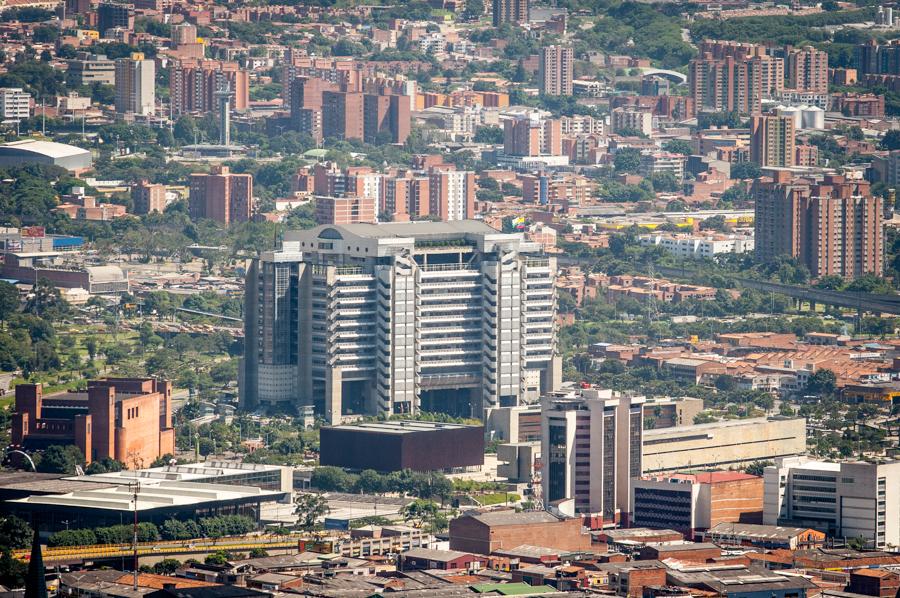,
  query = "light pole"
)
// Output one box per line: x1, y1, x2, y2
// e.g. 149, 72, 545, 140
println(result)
6, 448, 36, 471
130, 480, 140, 591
